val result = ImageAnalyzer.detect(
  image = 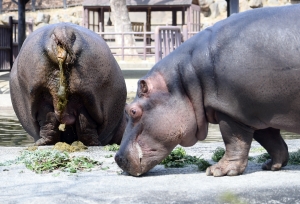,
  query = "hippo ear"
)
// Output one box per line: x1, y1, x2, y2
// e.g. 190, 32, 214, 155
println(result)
140, 80, 148, 93
138, 80, 149, 97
